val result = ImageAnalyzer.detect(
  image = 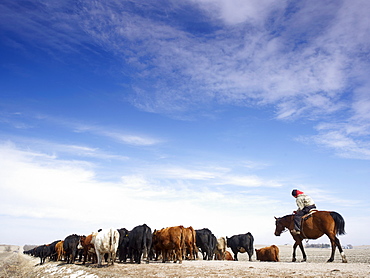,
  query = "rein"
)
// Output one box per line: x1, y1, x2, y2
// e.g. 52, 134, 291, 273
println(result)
281, 228, 288, 234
